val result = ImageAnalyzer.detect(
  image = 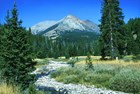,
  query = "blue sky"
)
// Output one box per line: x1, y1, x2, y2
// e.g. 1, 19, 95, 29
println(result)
0, 0, 140, 28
